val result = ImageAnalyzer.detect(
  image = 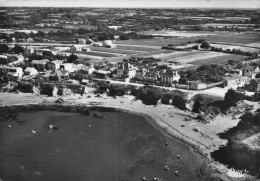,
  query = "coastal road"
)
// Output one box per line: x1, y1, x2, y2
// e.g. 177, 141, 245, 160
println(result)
95, 78, 228, 98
